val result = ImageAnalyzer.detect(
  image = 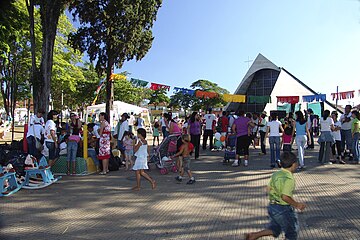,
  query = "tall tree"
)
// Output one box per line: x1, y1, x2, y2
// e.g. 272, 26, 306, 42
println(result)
190, 79, 229, 111
26, 0, 69, 115
69, 0, 162, 118
169, 91, 196, 115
